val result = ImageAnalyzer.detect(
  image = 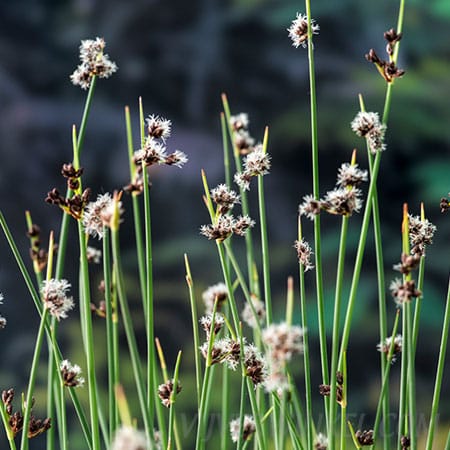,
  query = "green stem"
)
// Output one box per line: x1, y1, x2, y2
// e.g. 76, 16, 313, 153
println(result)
103, 228, 118, 438
142, 165, 156, 424
298, 218, 313, 450
77, 224, 101, 450
328, 217, 349, 450
167, 352, 182, 450
124, 106, 147, 304
406, 300, 417, 448
111, 225, 151, 439
369, 310, 401, 449
305, 0, 329, 419
20, 309, 49, 450
0, 399, 17, 449
397, 306, 407, 449
425, 277, 450, 450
